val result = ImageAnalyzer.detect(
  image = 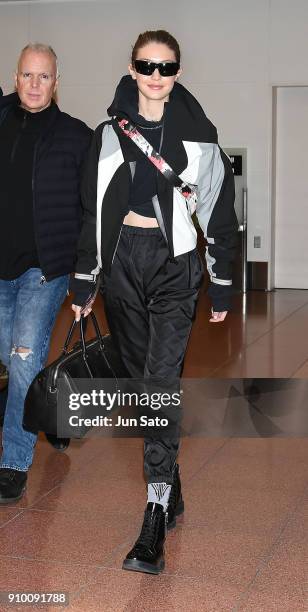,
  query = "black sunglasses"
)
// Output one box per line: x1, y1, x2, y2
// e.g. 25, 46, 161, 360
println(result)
134, 60, 180, 77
